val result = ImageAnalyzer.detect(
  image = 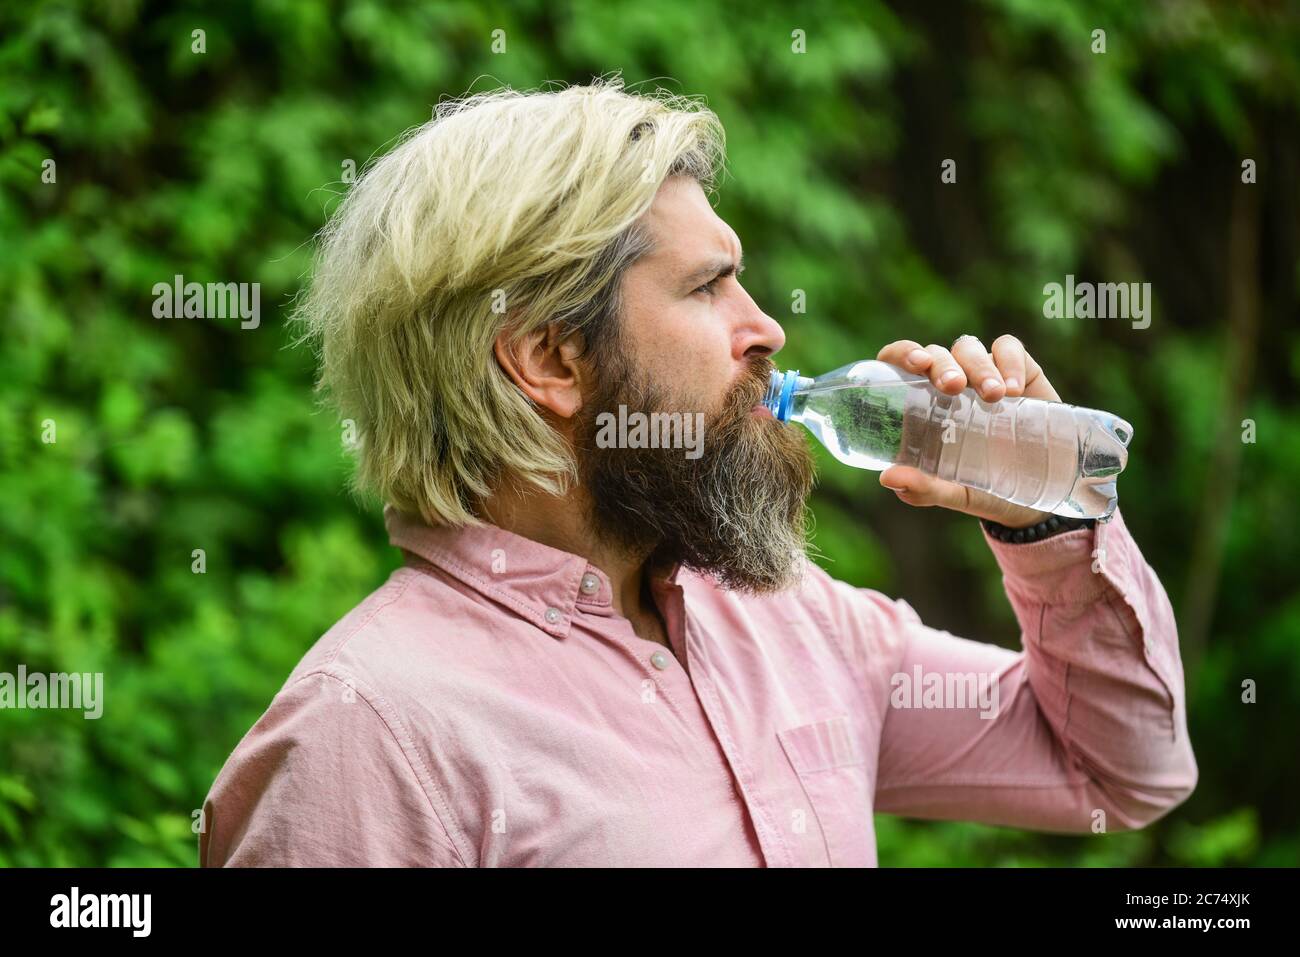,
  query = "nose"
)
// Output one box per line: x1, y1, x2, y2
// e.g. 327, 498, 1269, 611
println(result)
737, 301, 787, 361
